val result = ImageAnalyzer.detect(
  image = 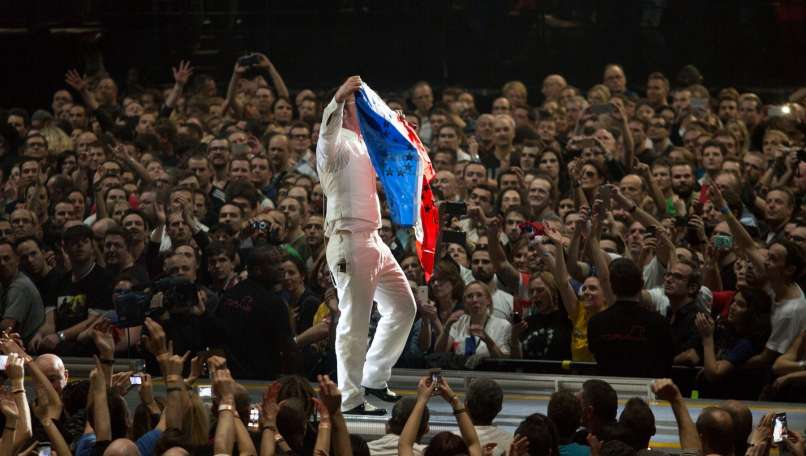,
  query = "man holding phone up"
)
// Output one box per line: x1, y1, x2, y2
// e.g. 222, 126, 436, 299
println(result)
316, 76, 416, 415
